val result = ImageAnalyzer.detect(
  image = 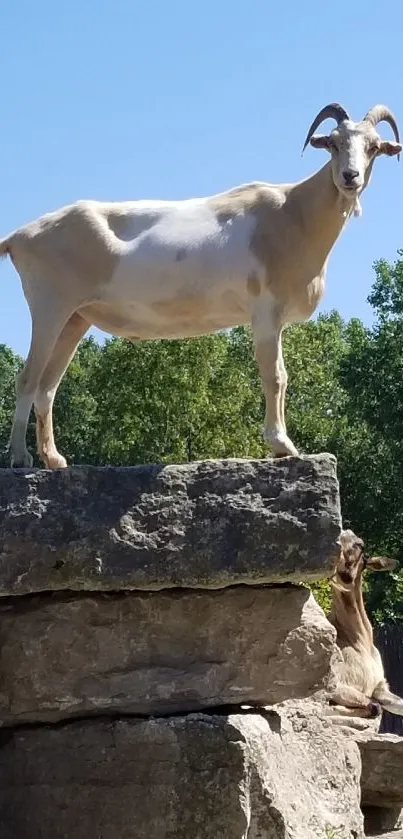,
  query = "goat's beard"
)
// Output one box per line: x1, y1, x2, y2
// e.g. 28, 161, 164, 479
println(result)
343, 198, 362, 220
329, 576, 352, 594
